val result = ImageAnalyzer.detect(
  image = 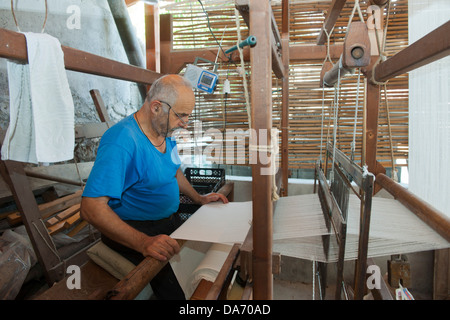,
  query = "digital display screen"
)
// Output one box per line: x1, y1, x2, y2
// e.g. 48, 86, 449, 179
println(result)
200, 73, 213, 86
